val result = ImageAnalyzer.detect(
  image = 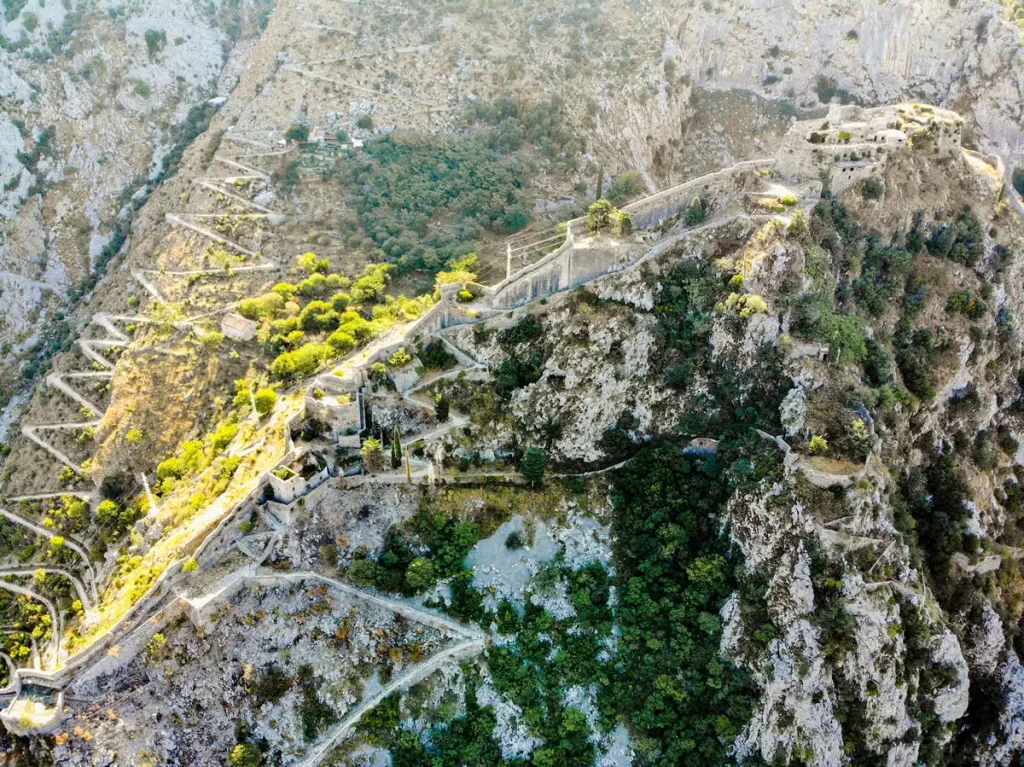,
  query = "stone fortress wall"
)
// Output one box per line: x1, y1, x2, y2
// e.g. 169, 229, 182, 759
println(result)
776, 103, 964, 194
485, 158, 778, 310
0, 102, 984, 735
486, 103, 966, 311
